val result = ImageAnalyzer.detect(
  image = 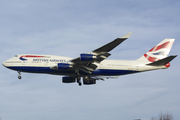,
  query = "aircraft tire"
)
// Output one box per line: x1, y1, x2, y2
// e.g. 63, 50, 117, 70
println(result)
18, 76, 22, 79
78, 82, 82, 86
